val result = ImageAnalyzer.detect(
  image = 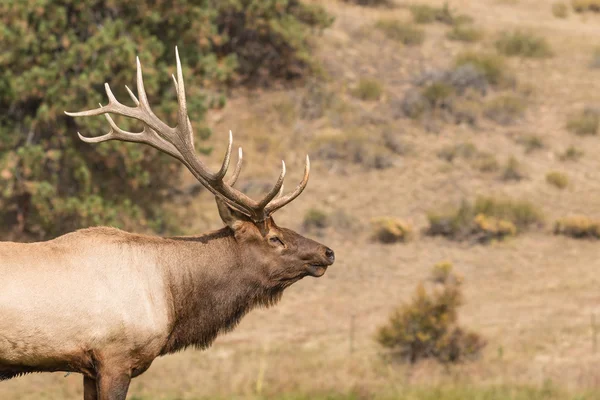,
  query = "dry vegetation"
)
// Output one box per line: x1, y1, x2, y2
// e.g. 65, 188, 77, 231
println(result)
5, 0, 600, 399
